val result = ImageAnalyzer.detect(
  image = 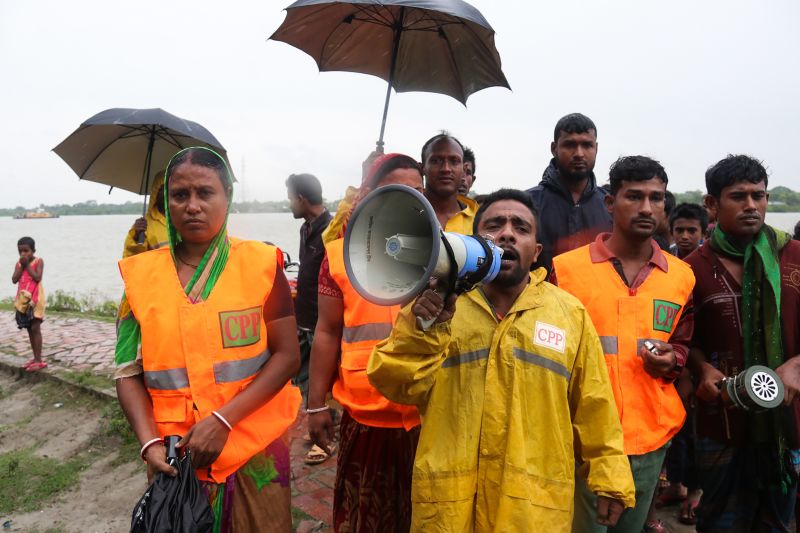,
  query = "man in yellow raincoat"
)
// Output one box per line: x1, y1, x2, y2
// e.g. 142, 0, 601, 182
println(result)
368, 189, 635, 532
122, 171, 168, 258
